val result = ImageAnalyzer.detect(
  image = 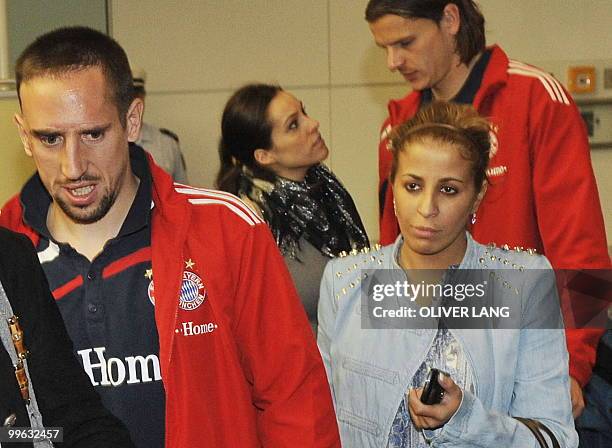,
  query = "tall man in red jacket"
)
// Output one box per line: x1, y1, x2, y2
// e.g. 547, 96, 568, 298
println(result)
365, 0, 610, 418
0, 26, 340, 448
